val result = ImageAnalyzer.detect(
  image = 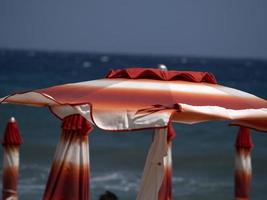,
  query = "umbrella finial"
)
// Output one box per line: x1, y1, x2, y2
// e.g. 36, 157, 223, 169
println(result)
9, 117, 16, 123
158, 64, 168, 71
